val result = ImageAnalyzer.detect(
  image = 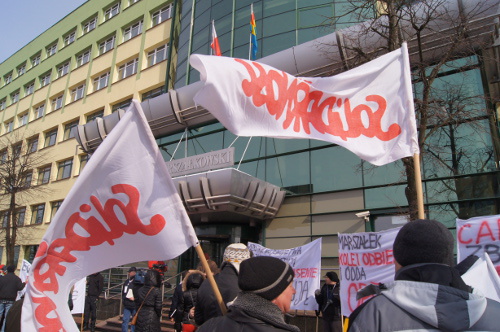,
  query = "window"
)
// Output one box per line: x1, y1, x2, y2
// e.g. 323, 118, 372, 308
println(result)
63, 31, 76, 46
104, 3, 120, 21
76, 49, 91, 67
51, 200, 63, 221
1, 211, 9, 228
46, 43, 57, 57
0, 99, 6, 111
34, 104, 45, 119
31, 204, 45, 224
18, 113, 28, 127
93, 72, 110, 91
82, 16, 97, 34
24, 244, 39, 262
44, 128, 57, 147
142, 86, 164, 101
123, 21, 143, 42
17, 64, 26, 76
12, 143, 22, 157
98, 36, 115, 55
40, 72, 51, 88
15, 208, 26, 226
71, 84, 85, 102
63, 120, 79, 140
152, 5, 172, 26
21, 172, 32, 189
111, 99, 132, 112
38, 165, 51, 184
10, 91, 19, 104
79, 154, 90, 172
3, 73, 12, 85
57, 61, 70, 78
0, 149, 7, 164
5, 120, 13, 133
57, 158, 73, 180
86, 110, 104, 122
31, 54, 41, 67
24, 82, 34, 96
51, 95, 63, 111
147, 45, 168, 67
28, 136, 38, 153
118, 58, 138, 79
